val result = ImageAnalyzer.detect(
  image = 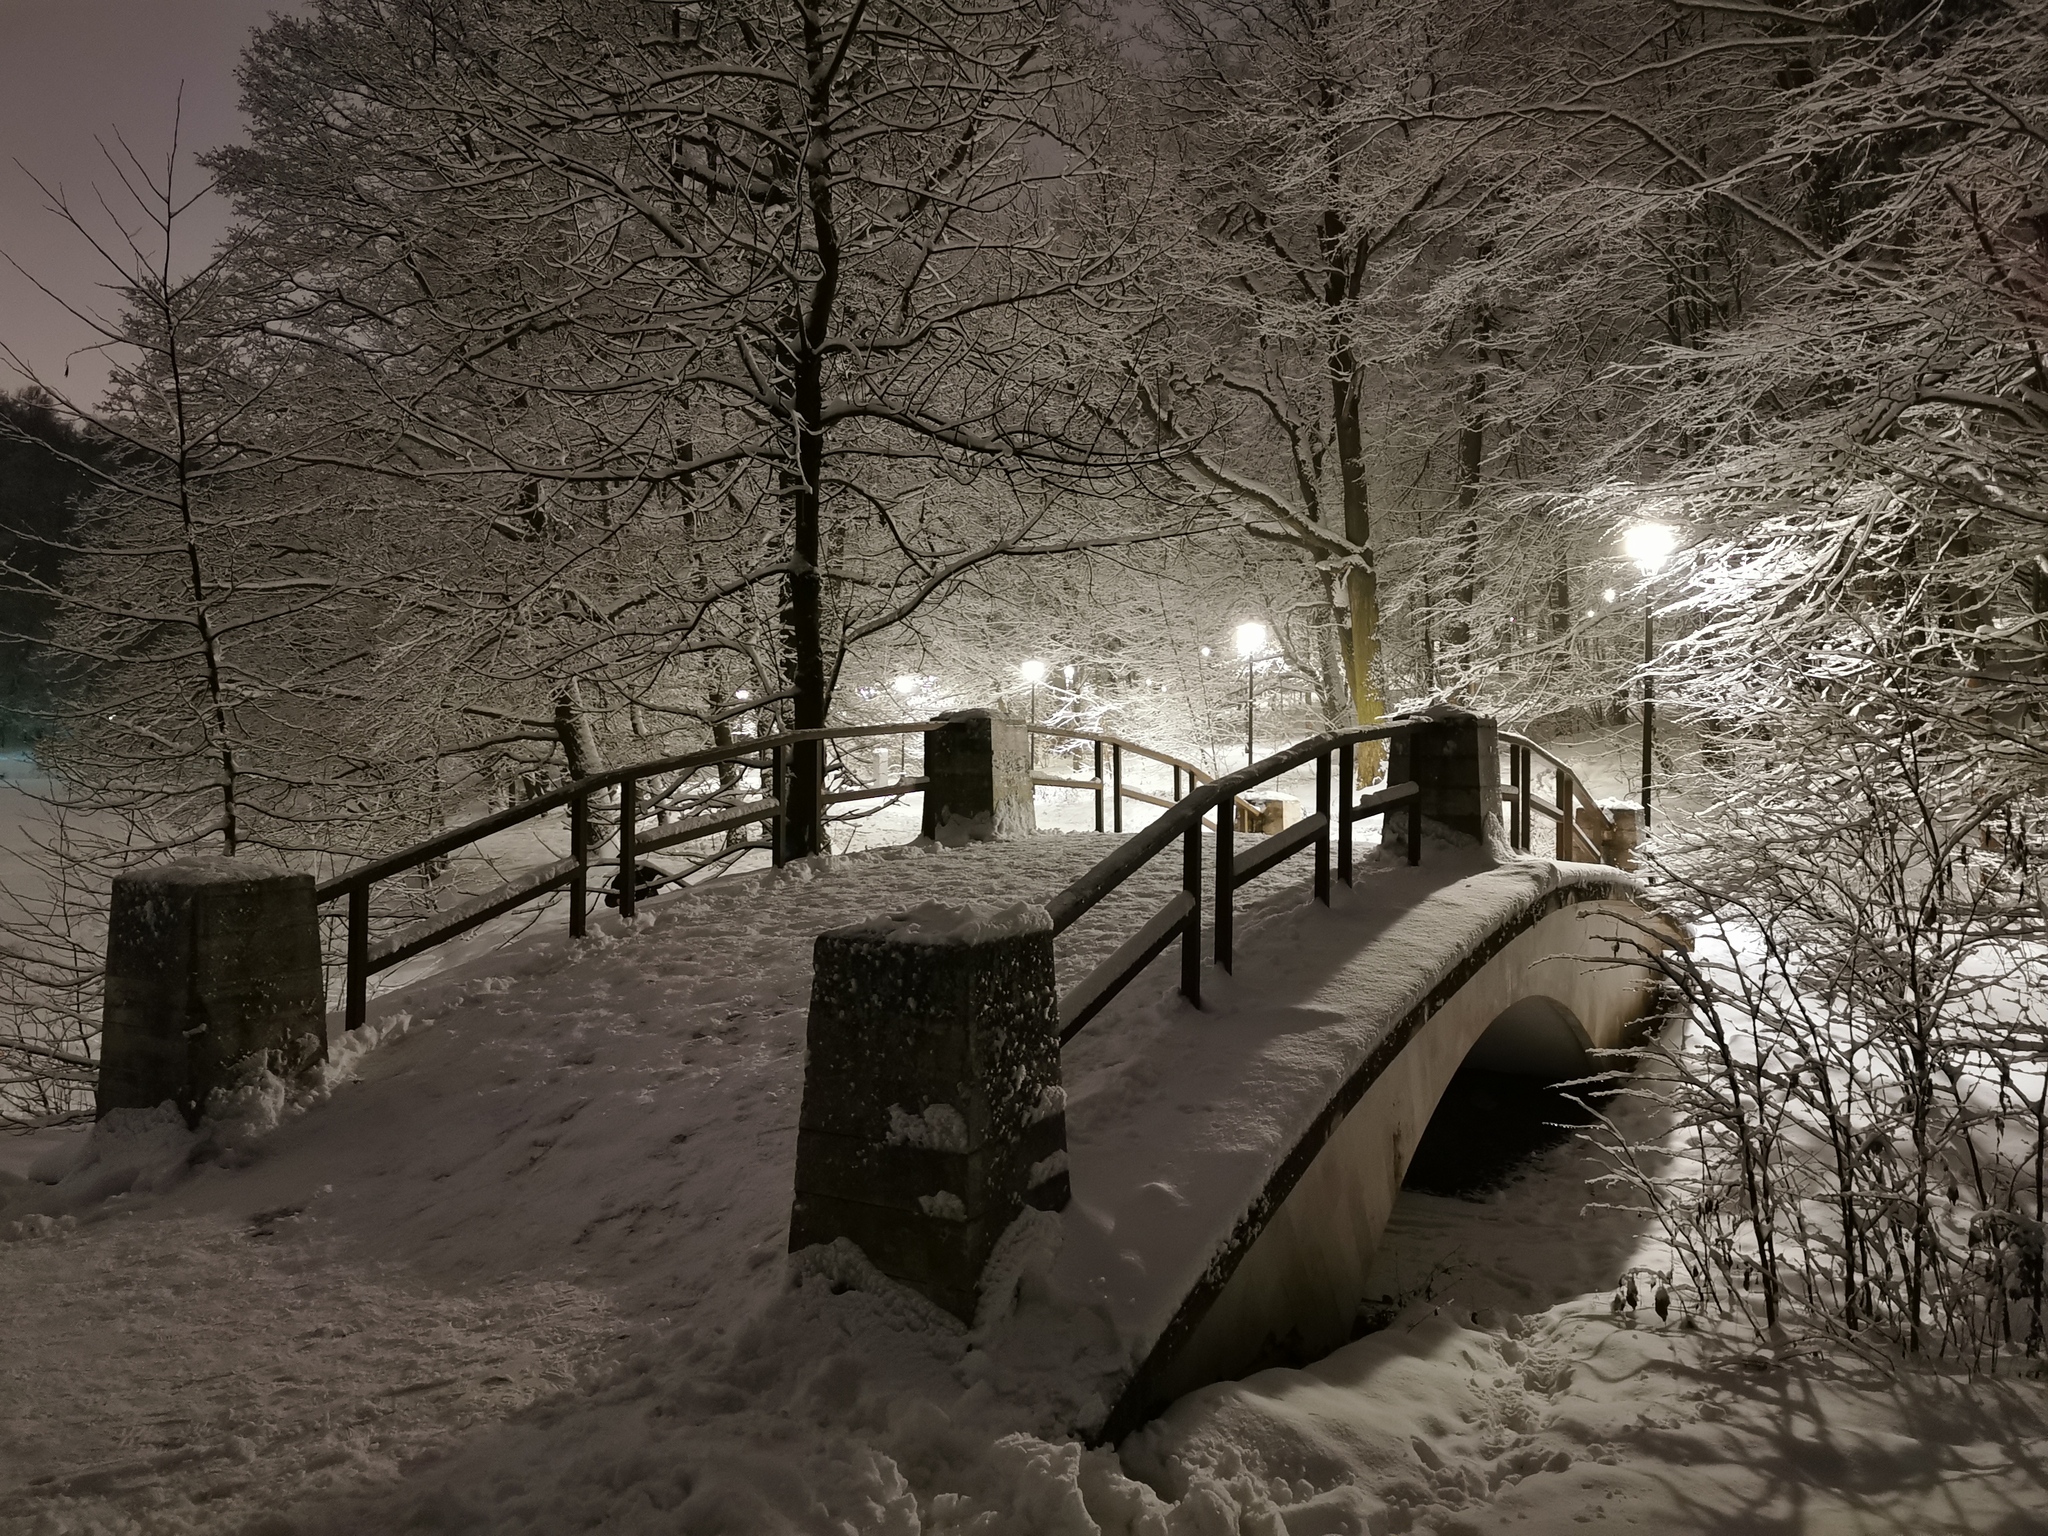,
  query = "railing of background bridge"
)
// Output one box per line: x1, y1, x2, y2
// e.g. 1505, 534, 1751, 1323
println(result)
1045, 719, 1428, 1045
314, 721, 944, 1031
1025, 725, 1256, 832
1498, 730, 1615, 863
